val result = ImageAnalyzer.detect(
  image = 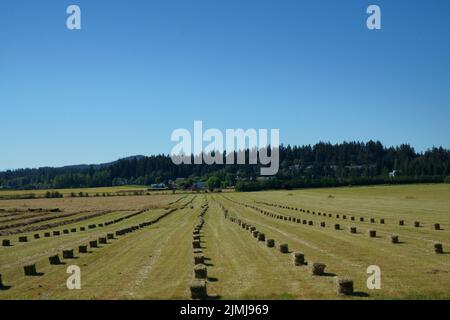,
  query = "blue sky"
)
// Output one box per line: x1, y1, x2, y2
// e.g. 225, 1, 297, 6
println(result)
1, 0, 450, 170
